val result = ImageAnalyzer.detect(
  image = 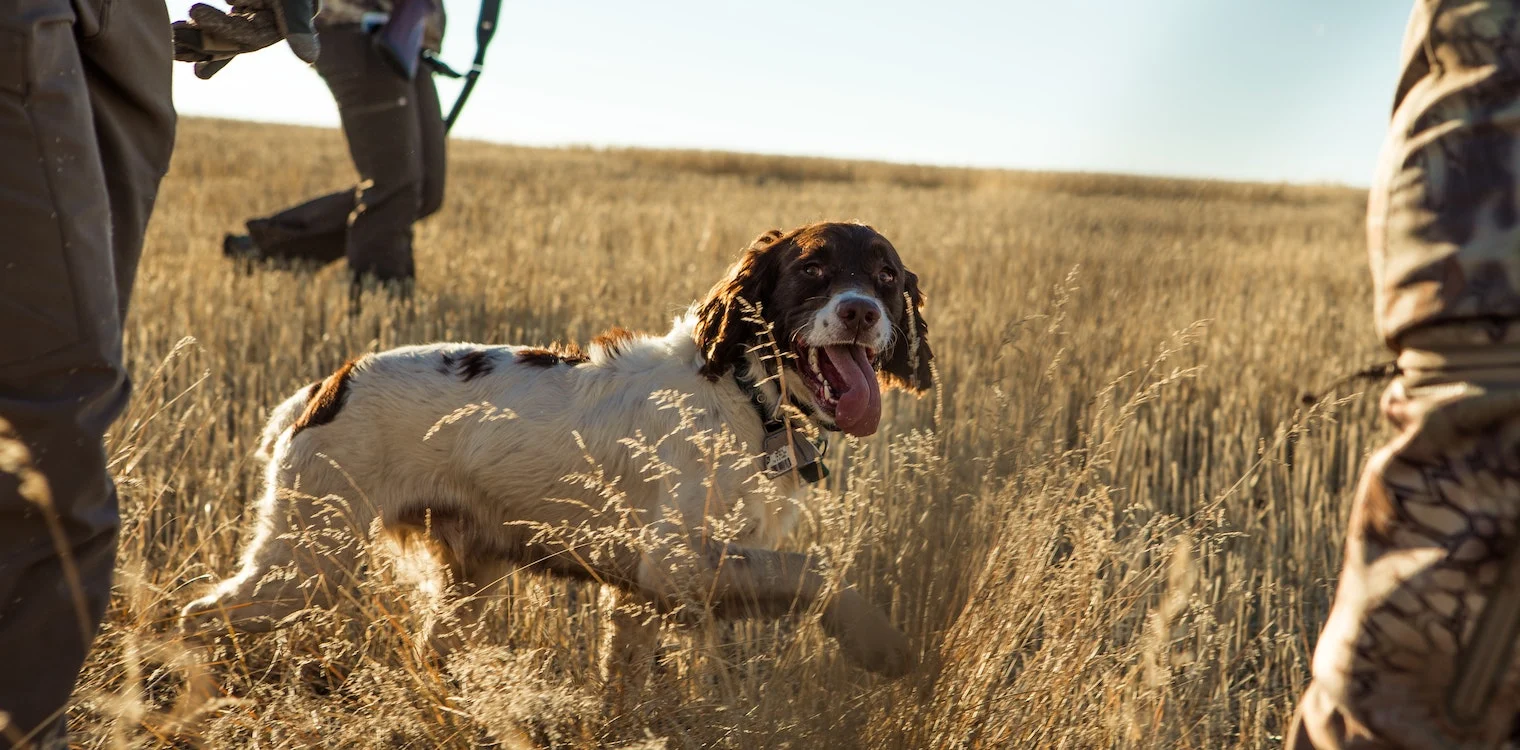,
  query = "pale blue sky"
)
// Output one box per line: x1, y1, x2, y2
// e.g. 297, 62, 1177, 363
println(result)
169, 1, 1412, 186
